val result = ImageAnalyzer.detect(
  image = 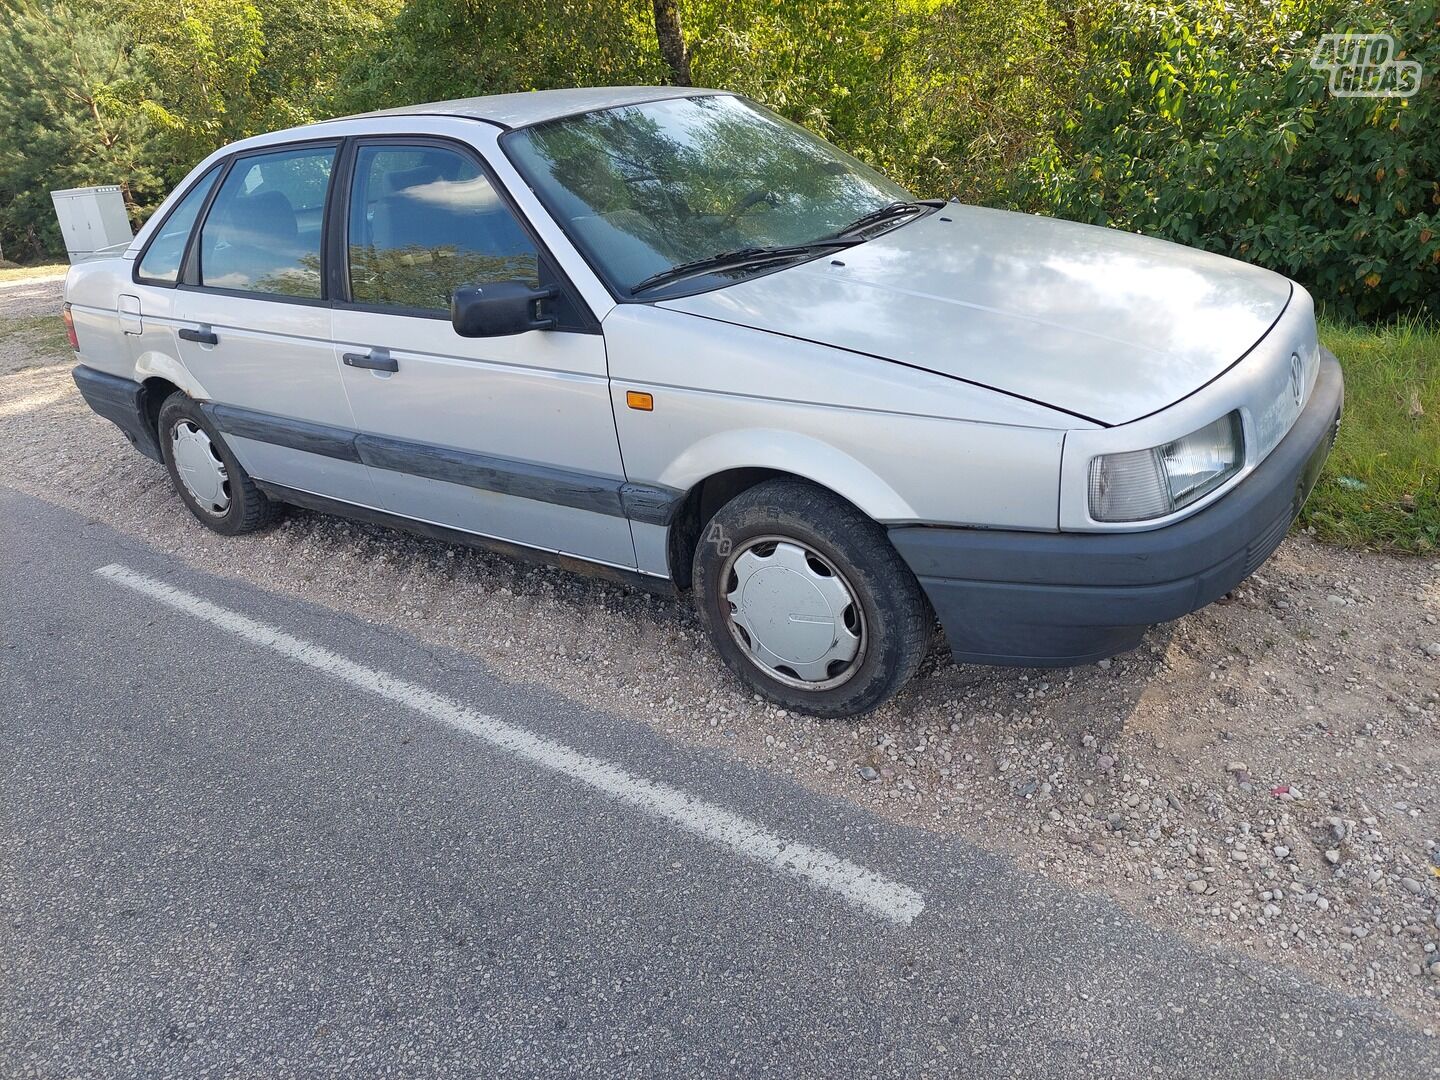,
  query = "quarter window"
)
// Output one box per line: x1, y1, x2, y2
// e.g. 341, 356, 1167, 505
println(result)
346, 145, 539, 312
136, 165, 220, 285
197, 145, 335, 298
